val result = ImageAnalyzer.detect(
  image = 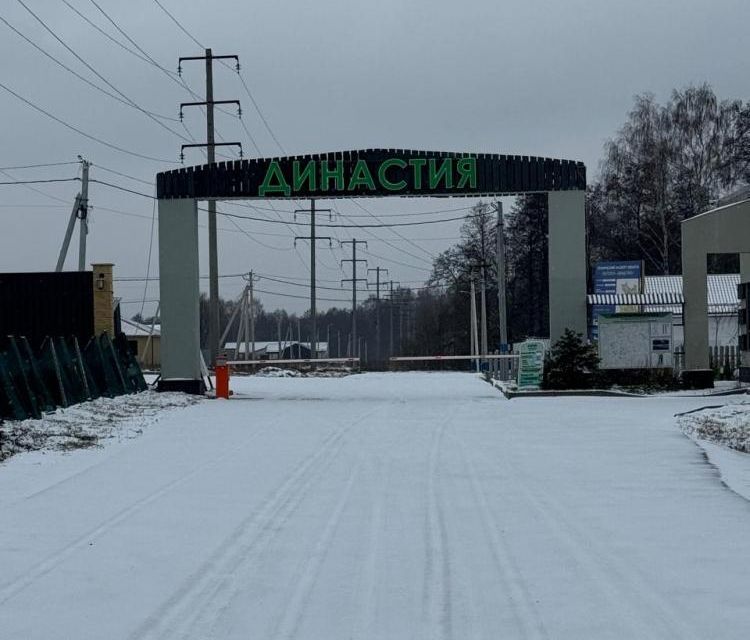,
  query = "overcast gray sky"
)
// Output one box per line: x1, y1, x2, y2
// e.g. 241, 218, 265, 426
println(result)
1, 0, 747, 319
